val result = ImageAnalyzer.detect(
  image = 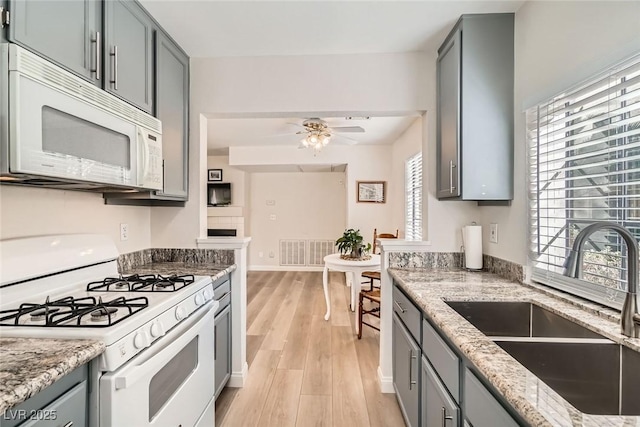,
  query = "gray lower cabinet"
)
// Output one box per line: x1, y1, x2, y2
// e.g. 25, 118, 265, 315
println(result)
464, 368, 519, 427
7, 0, 101, 84
154, 30, 189, 200
392, 313, 420, 427
213, 275, 232, 399
104, 0, 154, 113
0, 365, 88, 427
436, 13, 514, 202
422, 356, 459, 427
214, 304, 231, 398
